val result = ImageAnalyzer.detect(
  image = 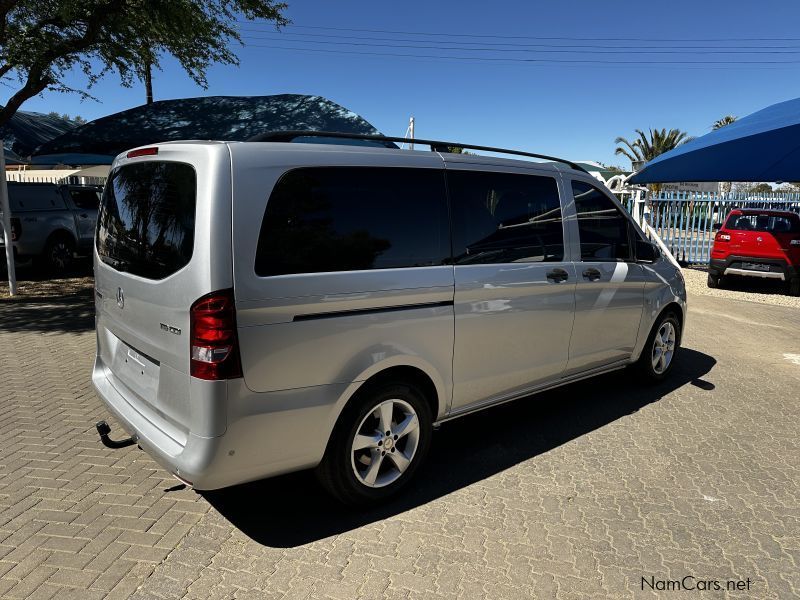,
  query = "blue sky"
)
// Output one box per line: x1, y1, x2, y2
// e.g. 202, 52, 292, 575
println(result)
7, 0, 800, 166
